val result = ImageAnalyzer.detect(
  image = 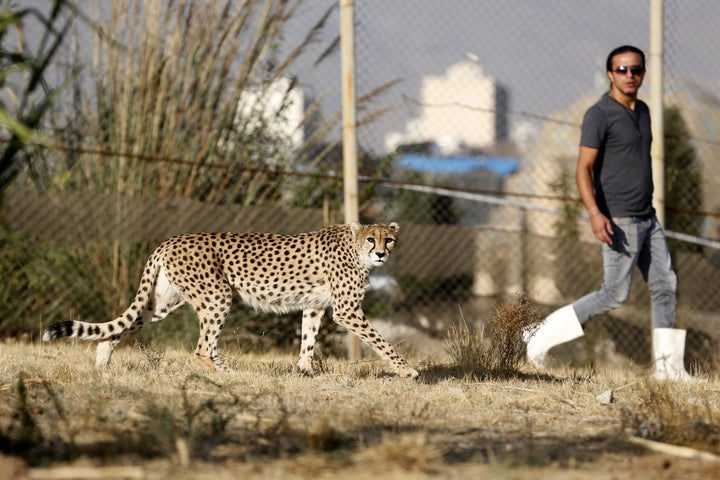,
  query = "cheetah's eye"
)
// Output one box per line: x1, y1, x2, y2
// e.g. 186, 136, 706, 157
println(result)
366, 237, 375, 245
385, 238, 394, 246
